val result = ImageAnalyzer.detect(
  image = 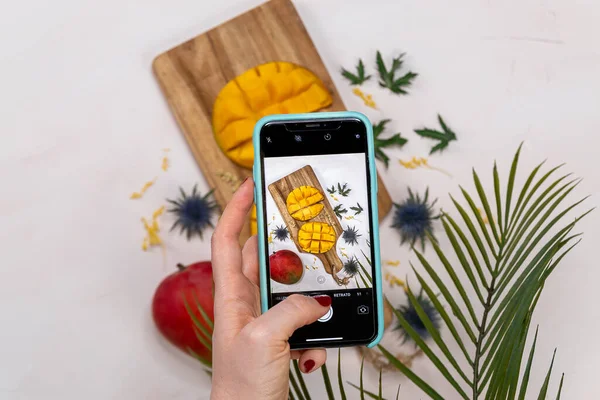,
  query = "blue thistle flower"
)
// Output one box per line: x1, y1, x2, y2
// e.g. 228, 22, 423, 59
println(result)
391, 187, 440, 250
342, 256, 360, 277
272, 225, 289, 241
342, 225, 361, 246
394, 289, 441, 345
167, 185, 219, 240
